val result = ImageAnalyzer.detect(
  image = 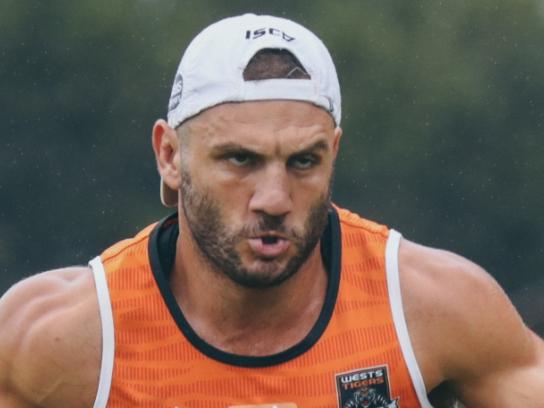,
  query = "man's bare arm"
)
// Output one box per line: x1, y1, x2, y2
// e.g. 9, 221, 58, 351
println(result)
399, 239, 544, 406
0, 267, 101, 408
458, 331, 544, 406
447, 270, 544, 406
